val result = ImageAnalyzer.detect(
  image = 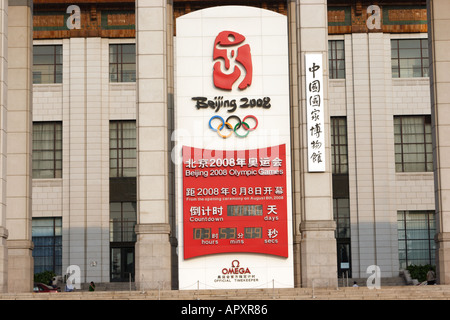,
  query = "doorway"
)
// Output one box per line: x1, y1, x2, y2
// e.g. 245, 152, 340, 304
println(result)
110, 246, 135, 282
337, 241, 351, 278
